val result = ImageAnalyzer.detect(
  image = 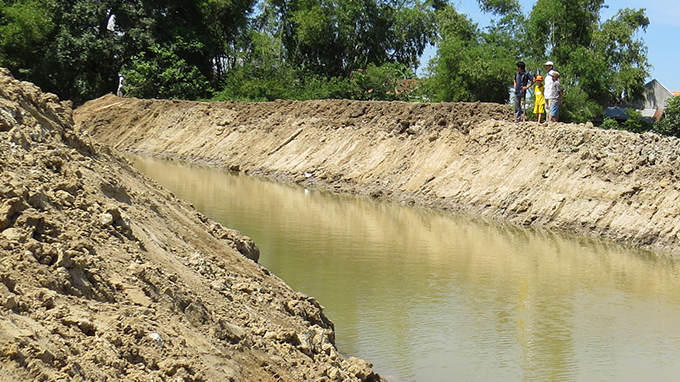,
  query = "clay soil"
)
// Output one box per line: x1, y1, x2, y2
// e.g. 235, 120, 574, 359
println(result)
0, 70, 384, 381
